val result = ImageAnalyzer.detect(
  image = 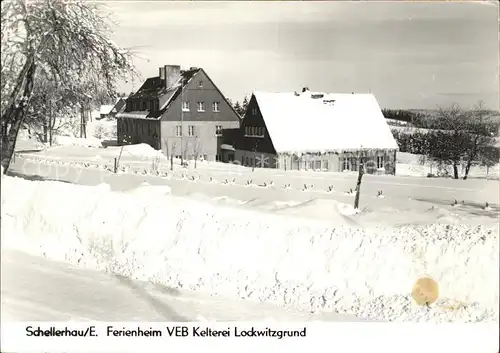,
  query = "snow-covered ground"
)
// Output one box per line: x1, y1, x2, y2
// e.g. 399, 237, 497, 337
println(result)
2, 167, 498, 323
1, 249, 359, 322
396, 152, 500, 180
10, 147, 499, 228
